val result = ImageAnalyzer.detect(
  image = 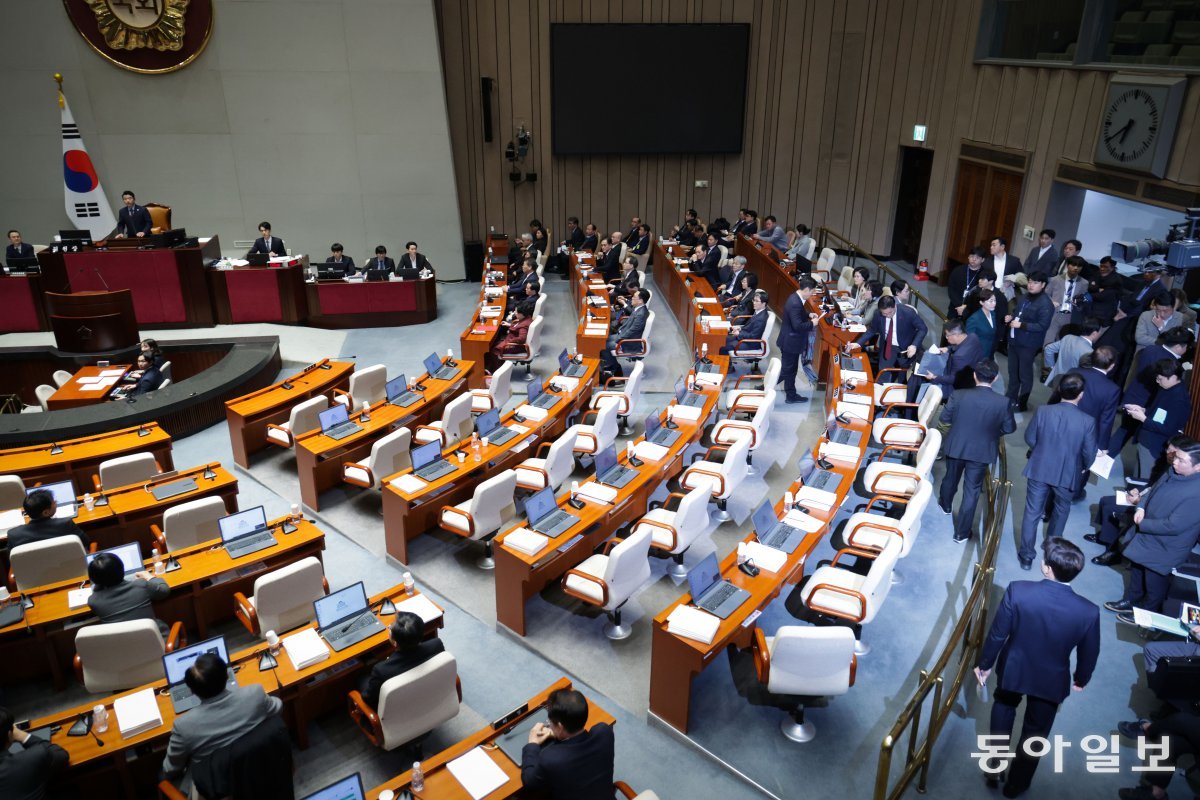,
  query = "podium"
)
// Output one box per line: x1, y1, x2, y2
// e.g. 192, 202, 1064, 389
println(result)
45, 290, 139, 353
